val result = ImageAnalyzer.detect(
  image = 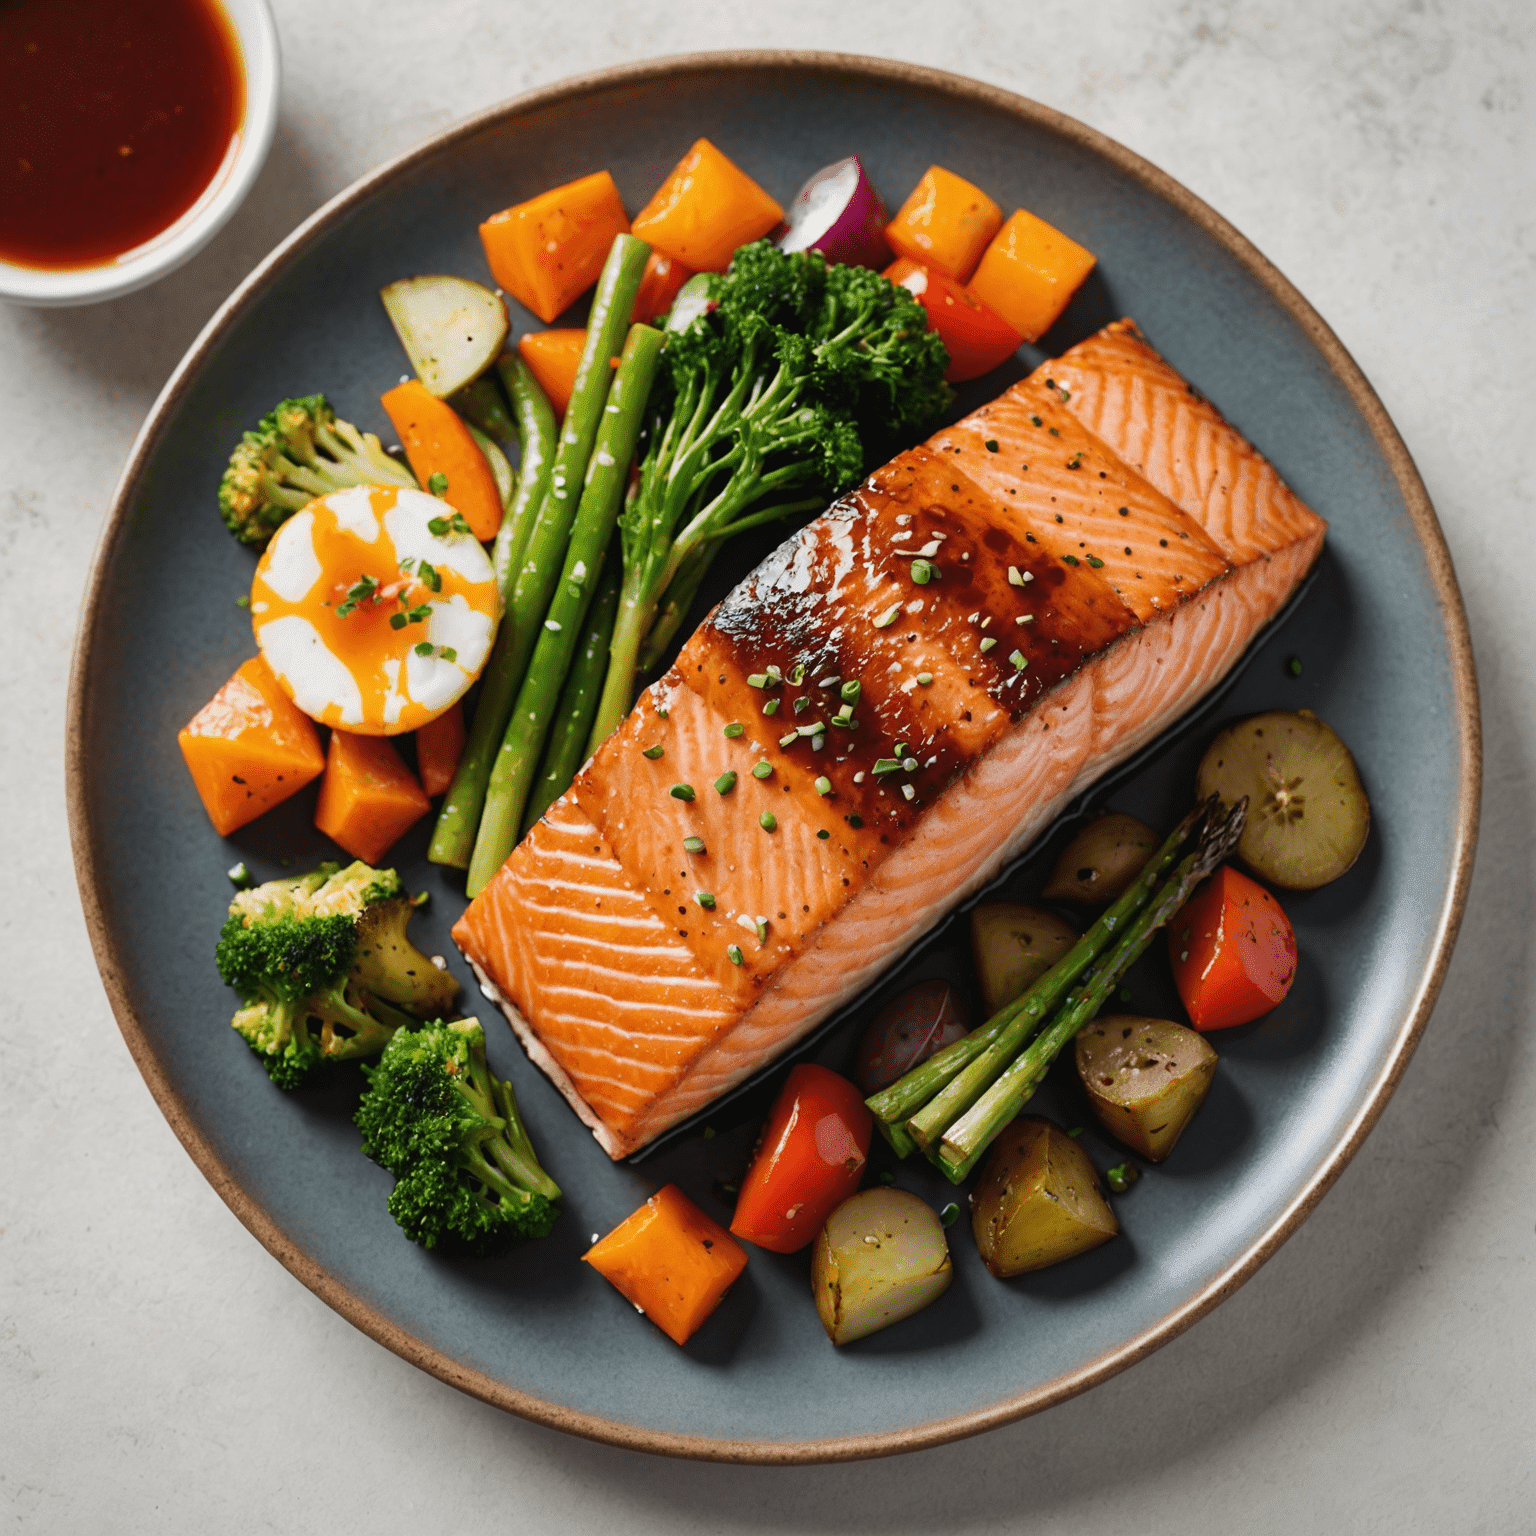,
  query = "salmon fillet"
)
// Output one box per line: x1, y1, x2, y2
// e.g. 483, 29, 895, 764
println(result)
454, 321, 1327, 1158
